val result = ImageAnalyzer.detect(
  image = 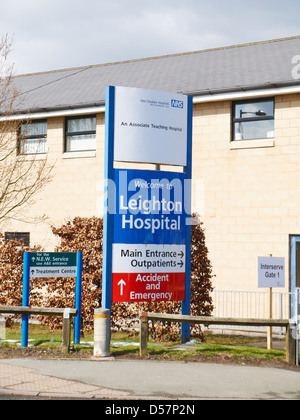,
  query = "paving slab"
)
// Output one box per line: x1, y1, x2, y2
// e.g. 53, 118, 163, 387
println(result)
0, 361, 129, 399
0, 358, 300, 400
